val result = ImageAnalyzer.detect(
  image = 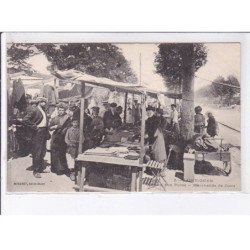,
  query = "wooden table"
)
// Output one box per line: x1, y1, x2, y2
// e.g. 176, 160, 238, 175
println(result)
75, 153, 143, 192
